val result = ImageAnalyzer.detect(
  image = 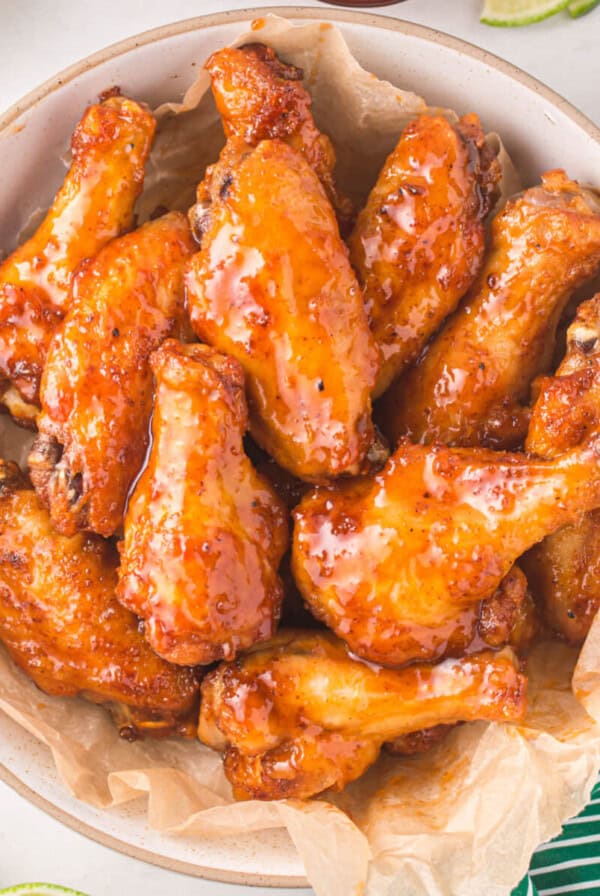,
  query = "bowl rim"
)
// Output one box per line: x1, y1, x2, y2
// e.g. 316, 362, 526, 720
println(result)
1, 4, 600, 890
2, 4, 600, 147
0, 758, 305, 888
